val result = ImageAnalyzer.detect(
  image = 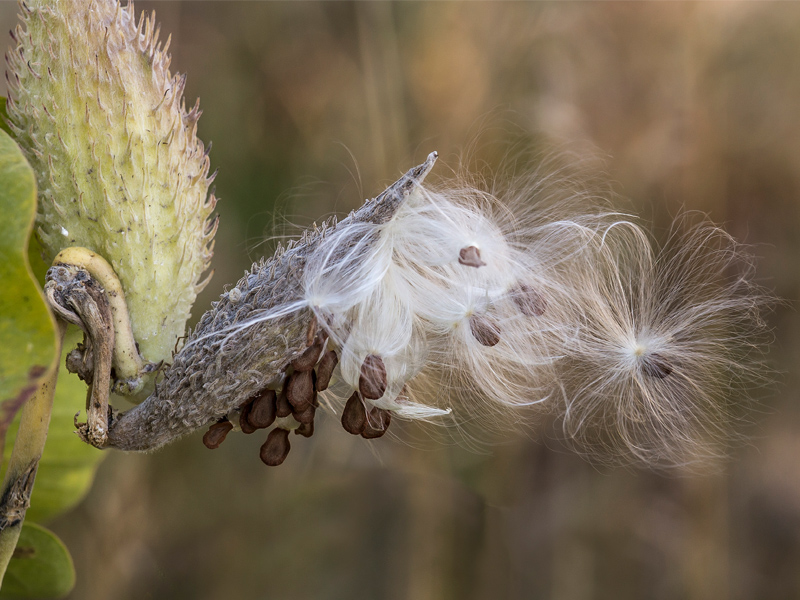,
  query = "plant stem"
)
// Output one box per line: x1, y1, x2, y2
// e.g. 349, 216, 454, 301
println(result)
0, 321, 66, 587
